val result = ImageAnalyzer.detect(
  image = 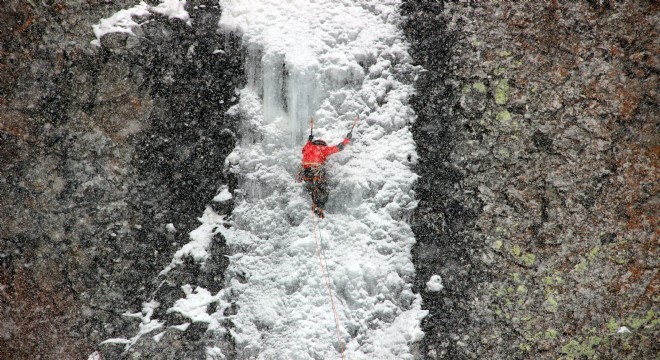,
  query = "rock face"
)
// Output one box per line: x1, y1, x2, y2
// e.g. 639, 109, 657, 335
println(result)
1, 0, 657, 359
403, 0, 657, 358
1, 1, 242, 358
